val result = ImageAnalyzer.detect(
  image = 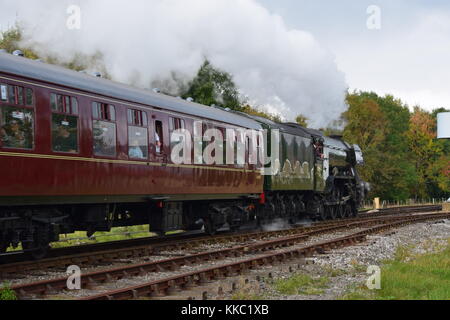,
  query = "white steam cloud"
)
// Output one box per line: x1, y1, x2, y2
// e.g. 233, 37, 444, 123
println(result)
2, 0, 348, 128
